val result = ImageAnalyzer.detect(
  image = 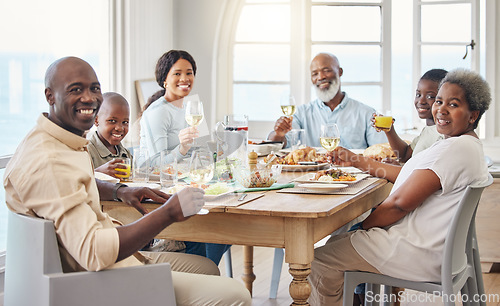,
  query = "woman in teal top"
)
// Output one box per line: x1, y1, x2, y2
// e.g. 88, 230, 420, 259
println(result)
140, 50, 230, 265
